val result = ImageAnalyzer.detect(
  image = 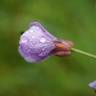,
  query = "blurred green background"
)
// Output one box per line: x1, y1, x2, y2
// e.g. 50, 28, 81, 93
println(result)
0, 0, 96, 96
